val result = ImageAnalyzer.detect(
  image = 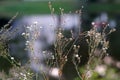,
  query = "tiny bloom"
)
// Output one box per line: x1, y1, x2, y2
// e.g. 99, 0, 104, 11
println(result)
73, 45, 76, 48
65, 56, 67, 59
81, 5, 84, 8
26, 26, 32, 31
95, 65, 107, 76
86, 70, 93, 78
75, 54, 79, 58
51, 55, 55, 59
116, 62, 120, 68
77, 45, 80, 48
58, 32, 63, 38
42, 51, 46, 54
91, 22, 95, 26
104, 56, 112, 65
50, 68, 60, 77
20, 72, 24, 76
69, 38, 73, 41
33, 21, 38, 25
65, 58, 68, 61
58, 32, 62, 35
40, 26, 43, 29
25, 41, 30, 45
26, 41, 29, 43
26, 33, 30, 36
23, 74, 26, 77
11, 57, 14, 60
26, 26, 30, 29
27, 72, 30, 75
22, 33, 25, 36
